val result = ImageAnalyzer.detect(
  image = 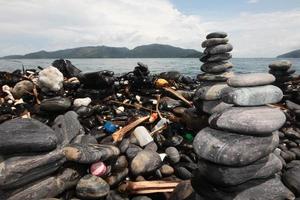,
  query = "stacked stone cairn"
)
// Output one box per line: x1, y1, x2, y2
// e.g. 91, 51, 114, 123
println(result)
194, 32, 234, 115
192, 72, 296, 199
